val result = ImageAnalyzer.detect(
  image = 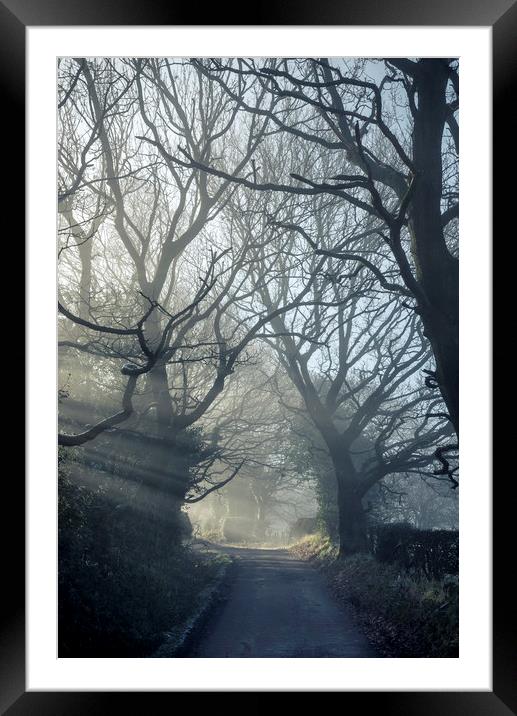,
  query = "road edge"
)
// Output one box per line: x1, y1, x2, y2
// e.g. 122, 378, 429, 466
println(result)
152, 556, 235, 658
